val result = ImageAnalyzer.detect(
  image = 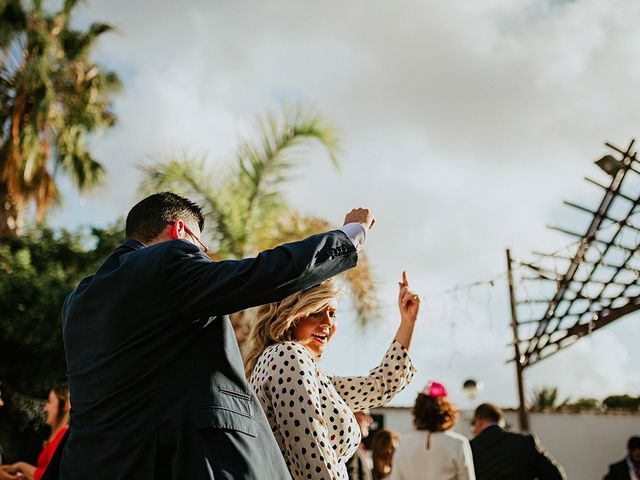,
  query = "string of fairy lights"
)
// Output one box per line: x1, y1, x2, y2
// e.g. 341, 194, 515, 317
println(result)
405, 205, 640, 369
